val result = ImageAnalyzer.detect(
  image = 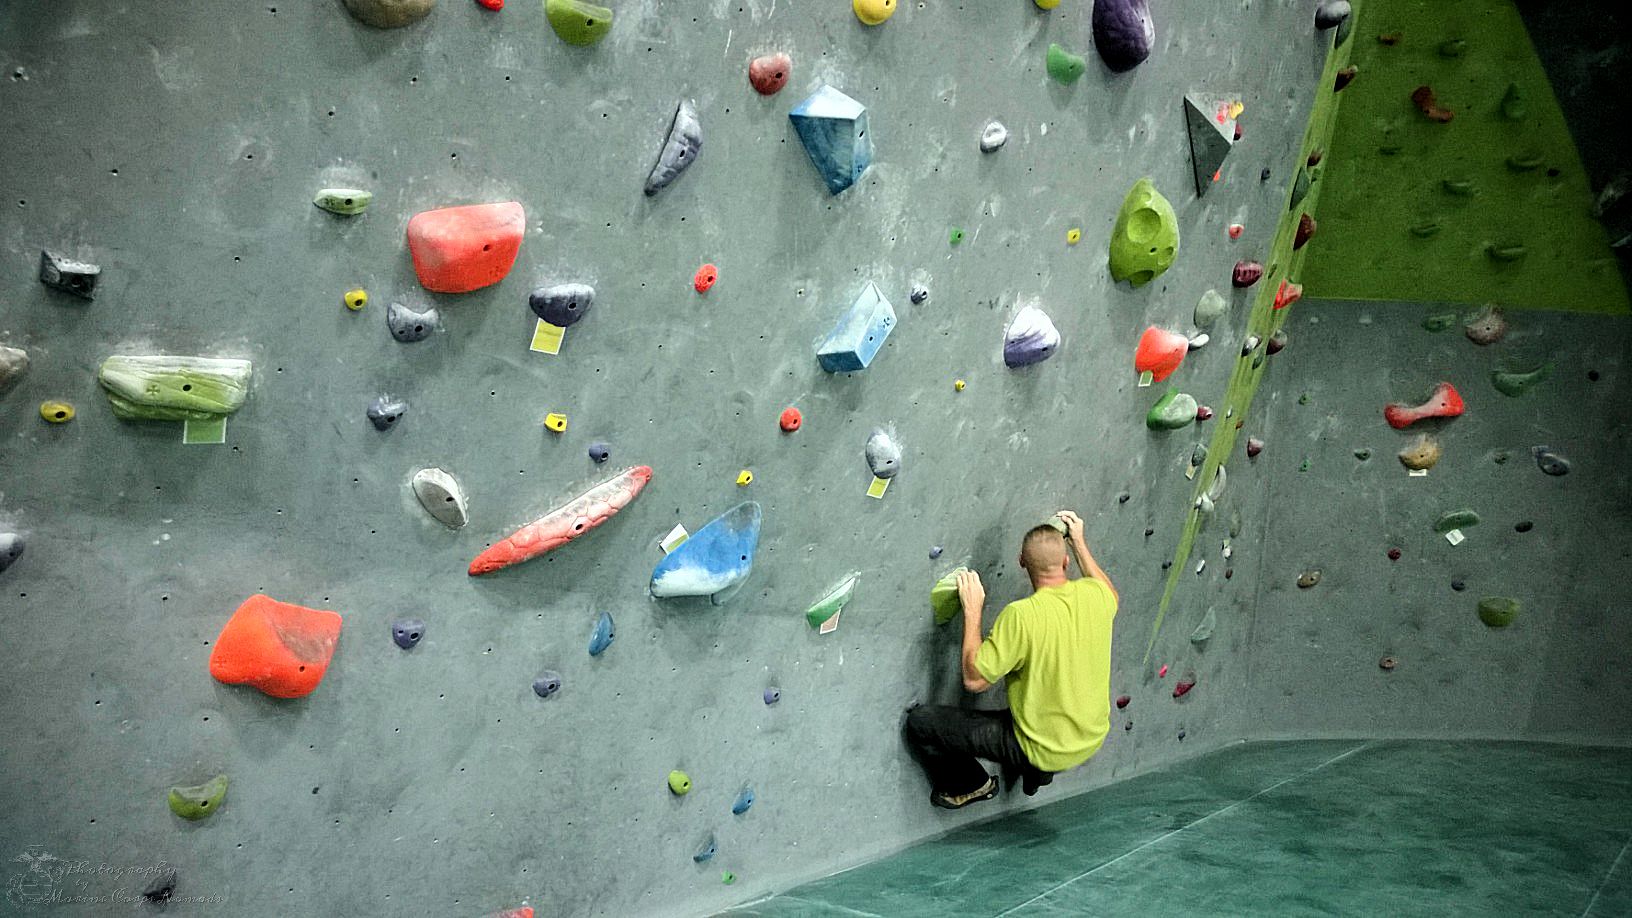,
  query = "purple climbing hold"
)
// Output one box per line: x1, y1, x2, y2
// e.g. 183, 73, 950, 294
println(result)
391, 618, 425, 650
929, 545, 944, 559
1003, 305, 1061, 368
1232, 261, 1264, 288
1115, 694, 1130, 709
1092, 0, 1155, 73
763, 687, 781, 705
532, 671, 563, 698
1246, 437, 1264, 458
